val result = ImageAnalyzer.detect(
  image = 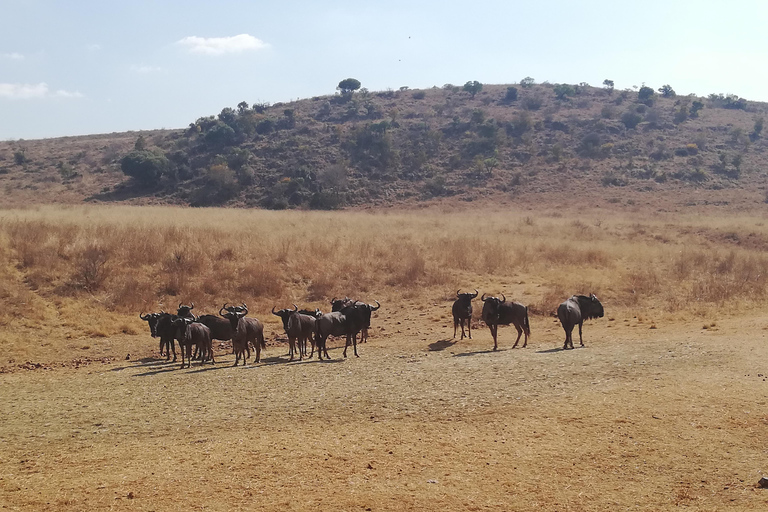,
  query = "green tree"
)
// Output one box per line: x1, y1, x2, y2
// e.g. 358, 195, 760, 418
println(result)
337, 78, 362, 94
553, 83, 576, 100
463, 80, 483, 98
621, 111, 642, 129
134, 135, 147, 151
504, 86, 518, 102
520, 77, 535, 89
120, 150, 169, 185
602, 79, 614, 92
690, 100, 704, 118
658, 84, 676, 97
638, 86, 655, 101
237, 101, 250, 114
